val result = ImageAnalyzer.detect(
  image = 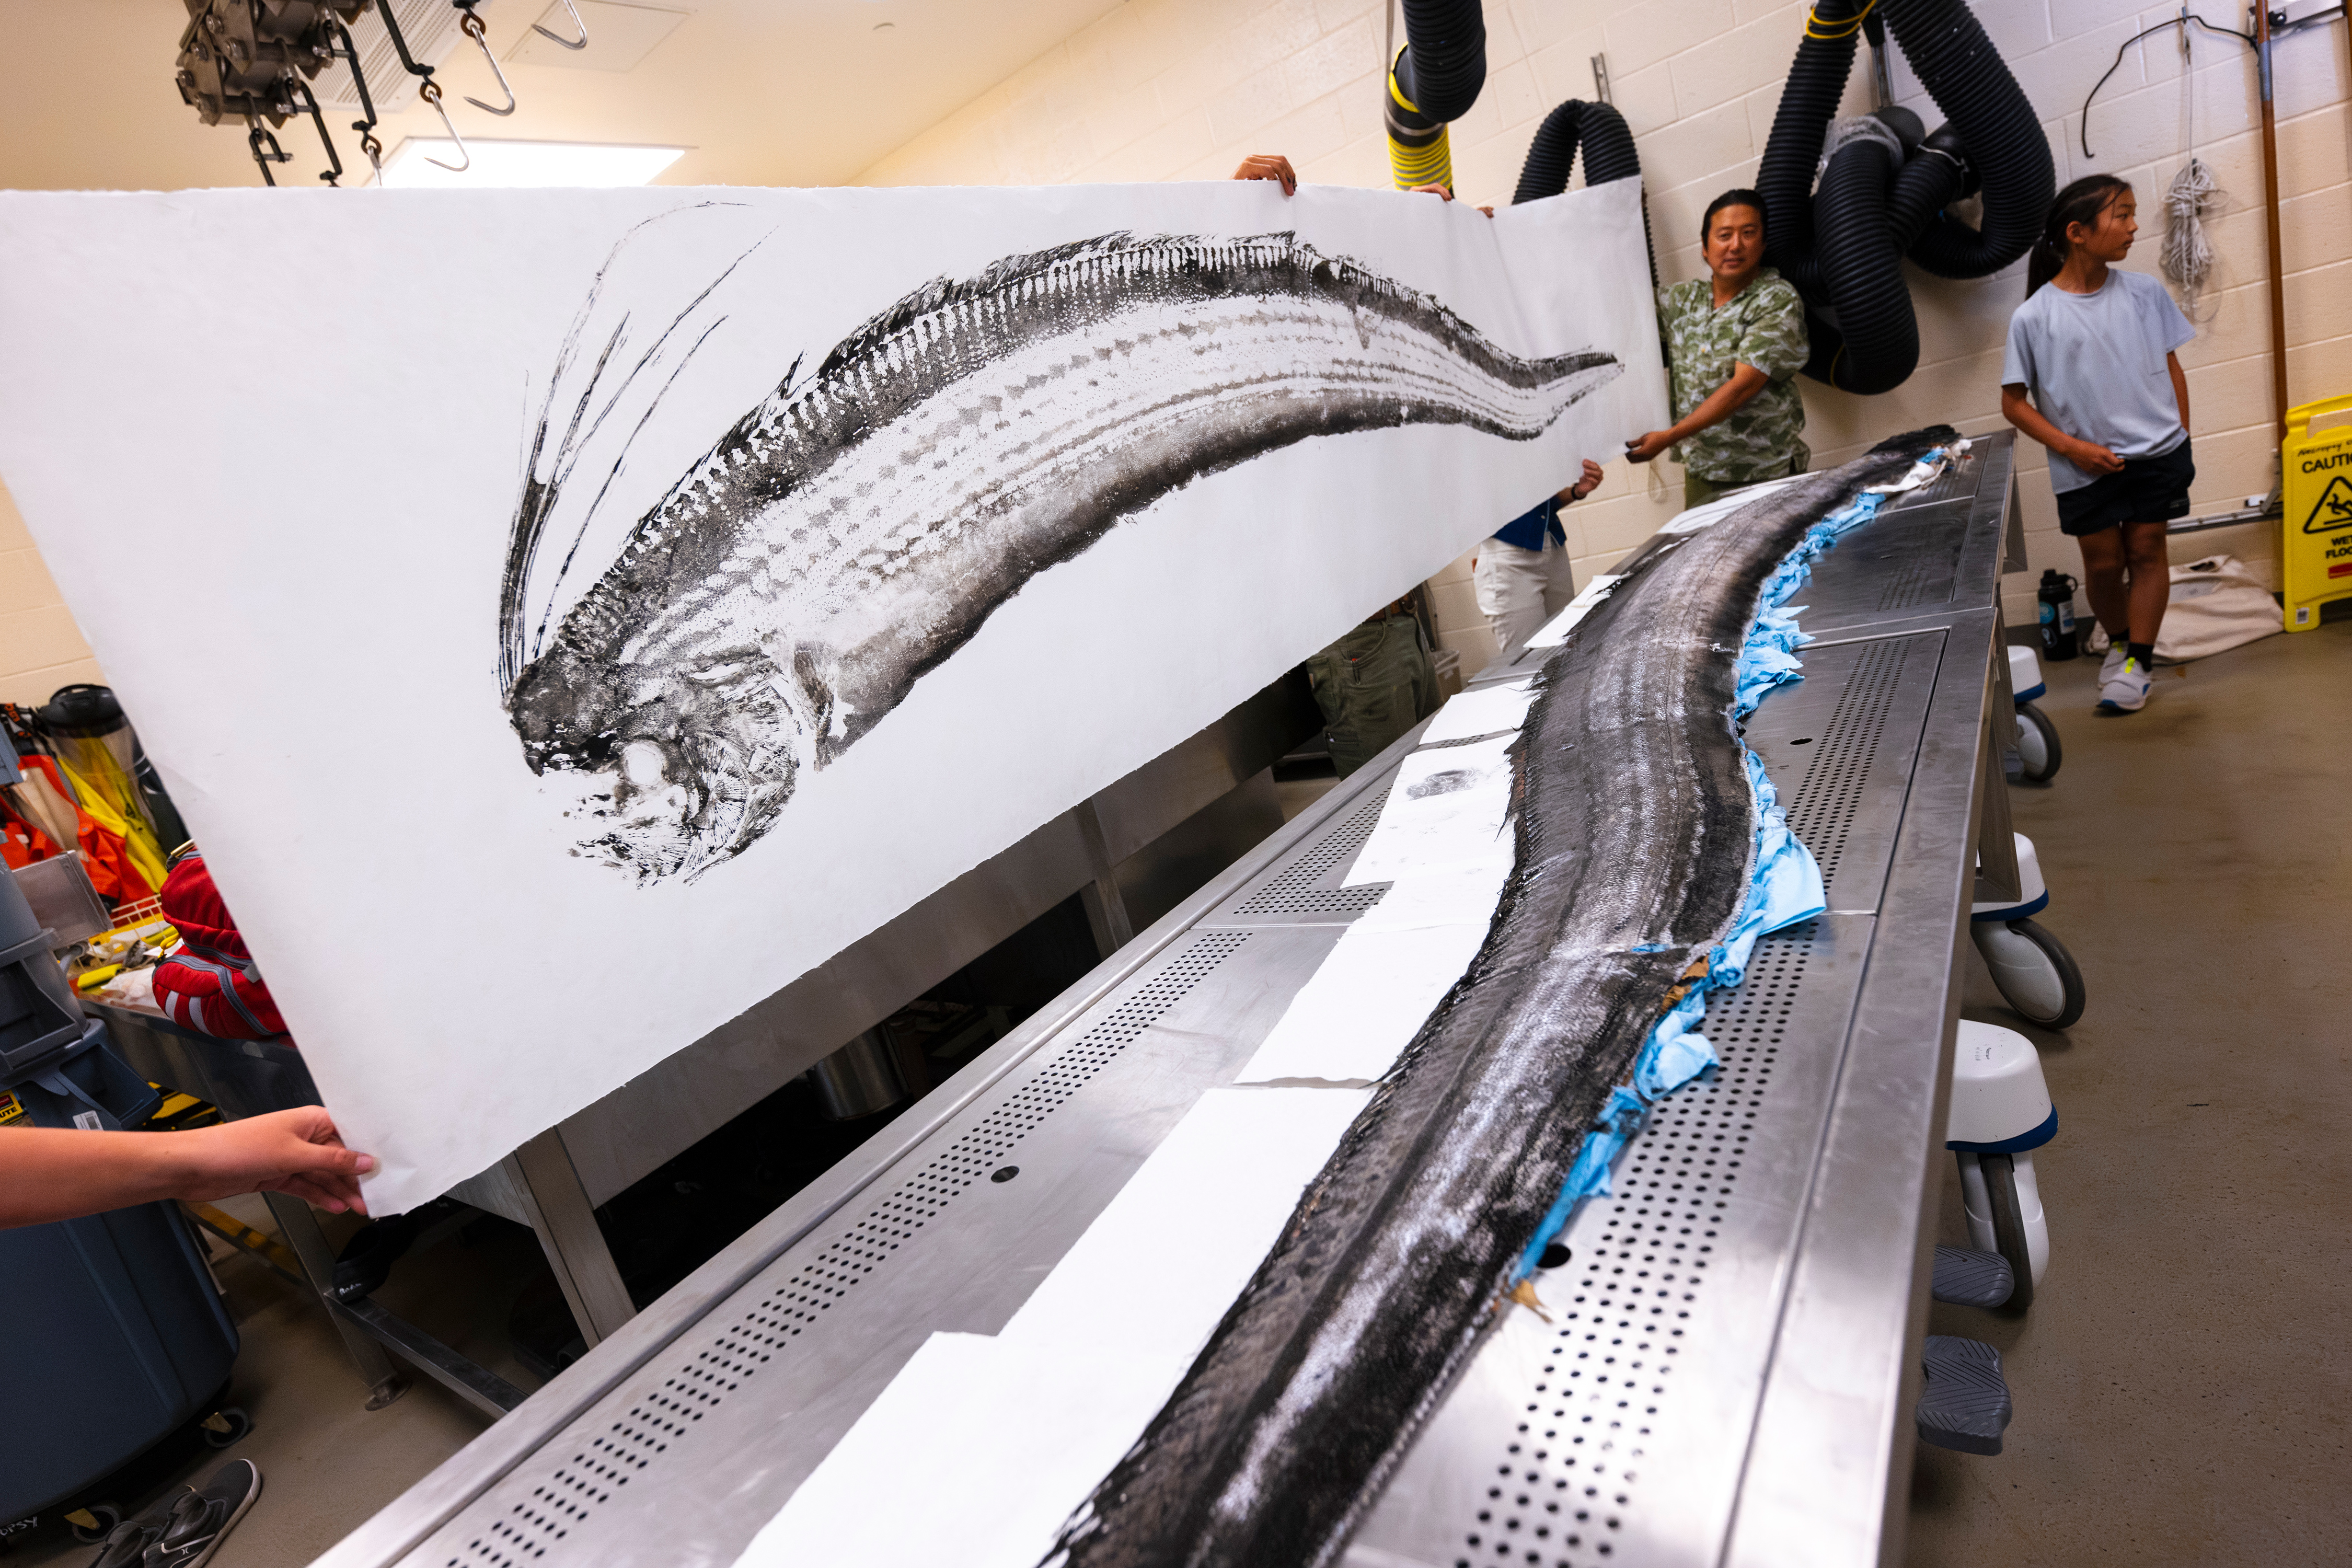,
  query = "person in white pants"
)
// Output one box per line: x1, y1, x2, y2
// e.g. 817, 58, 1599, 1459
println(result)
1474, 458, 1605, 656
